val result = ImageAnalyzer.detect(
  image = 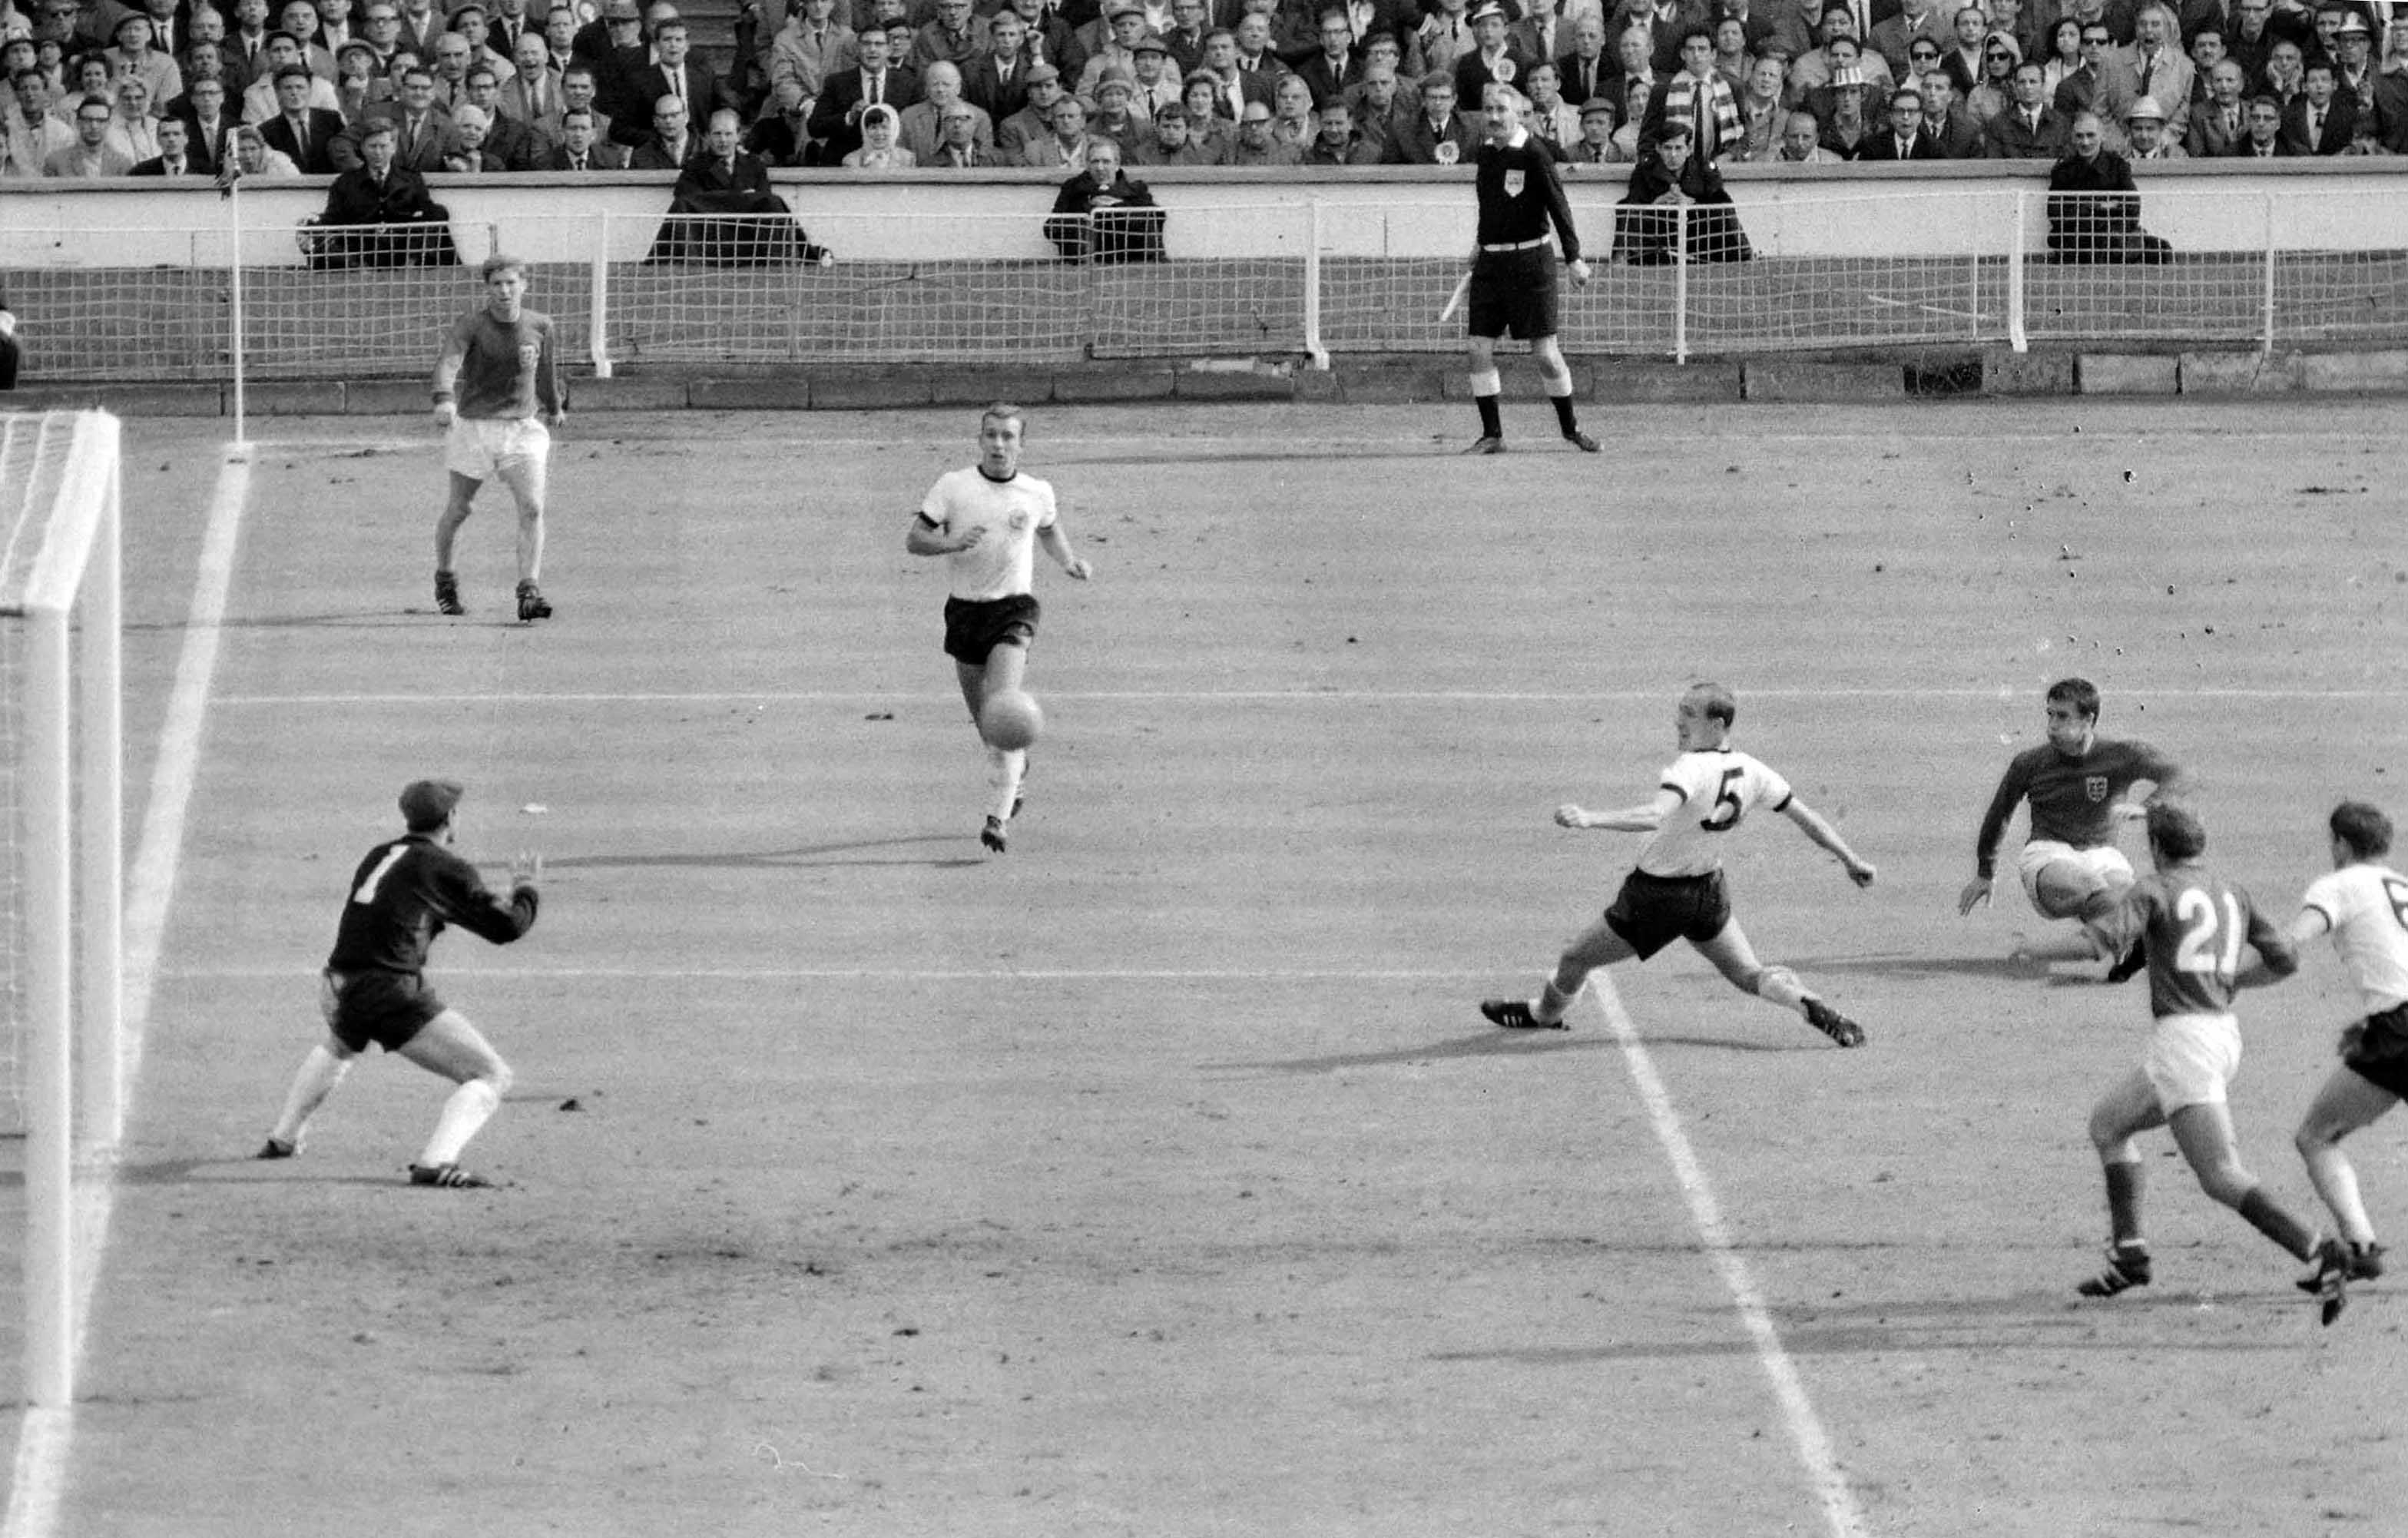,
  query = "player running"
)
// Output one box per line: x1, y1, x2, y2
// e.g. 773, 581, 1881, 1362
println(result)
1459, 79, 1596, 456
430, 253, 564, 623
257, 779, 540, 1189
1959, 678, 2184, 970
1479, 682, 1876, 1046
905, 403, 1091, 855
2071, 804, 2334, 1319
2287, 801, 2407, 1317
